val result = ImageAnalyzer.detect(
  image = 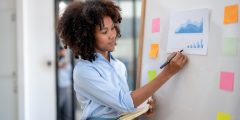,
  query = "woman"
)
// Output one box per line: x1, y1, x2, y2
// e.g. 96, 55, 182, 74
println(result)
57, 0, 188, 120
